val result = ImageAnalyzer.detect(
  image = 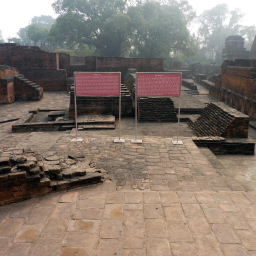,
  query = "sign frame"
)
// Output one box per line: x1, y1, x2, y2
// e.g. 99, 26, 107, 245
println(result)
72, 72, 125, 143
132, 72, 183, 144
